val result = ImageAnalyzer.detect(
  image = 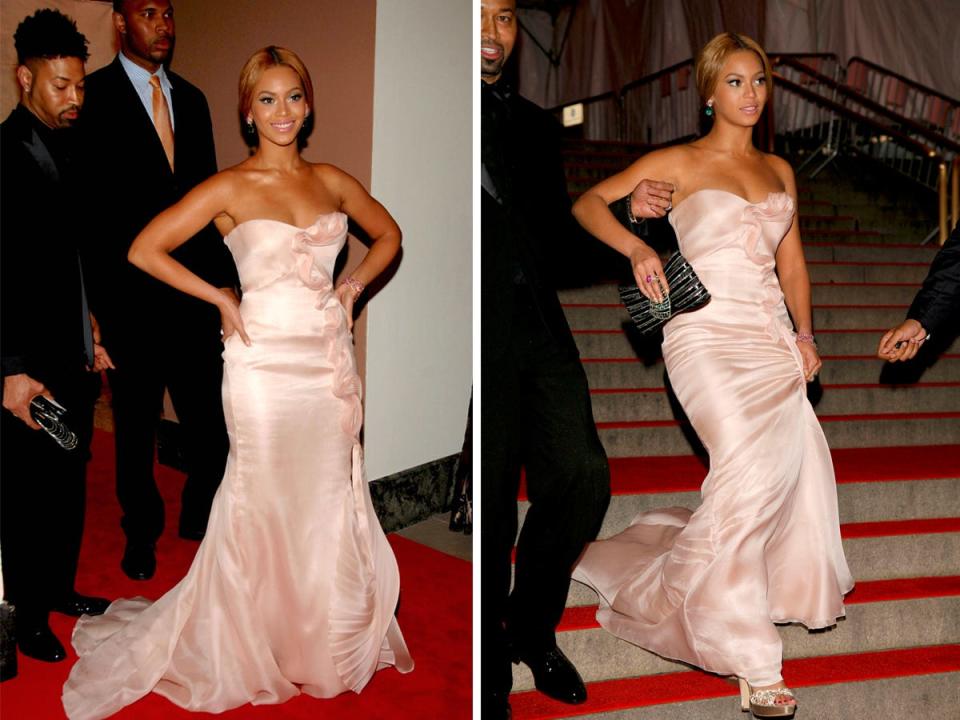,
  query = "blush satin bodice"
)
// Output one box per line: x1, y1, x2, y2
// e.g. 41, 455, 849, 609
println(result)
574, 188, 853, 686
64, 213, 412, 719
